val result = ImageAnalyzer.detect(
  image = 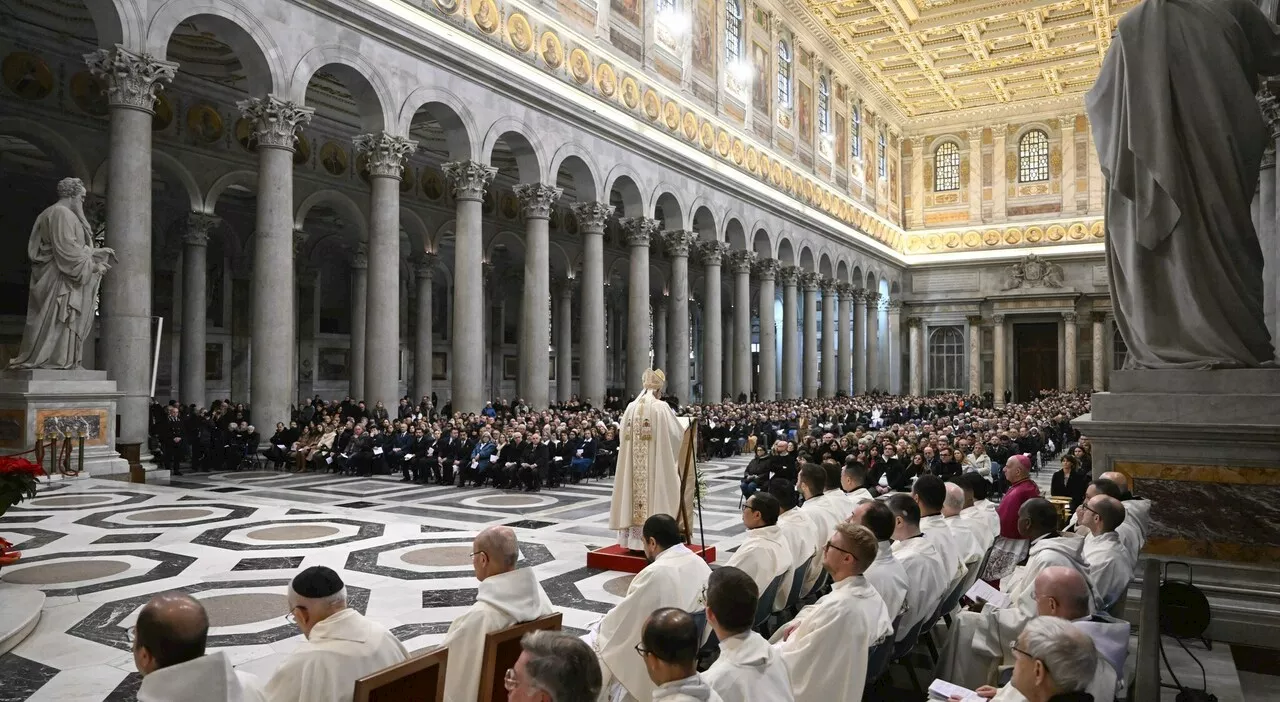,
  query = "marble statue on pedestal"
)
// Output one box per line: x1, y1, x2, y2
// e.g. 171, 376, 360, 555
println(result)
8, 178, 114, 370
1087, 0, 1280, 369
